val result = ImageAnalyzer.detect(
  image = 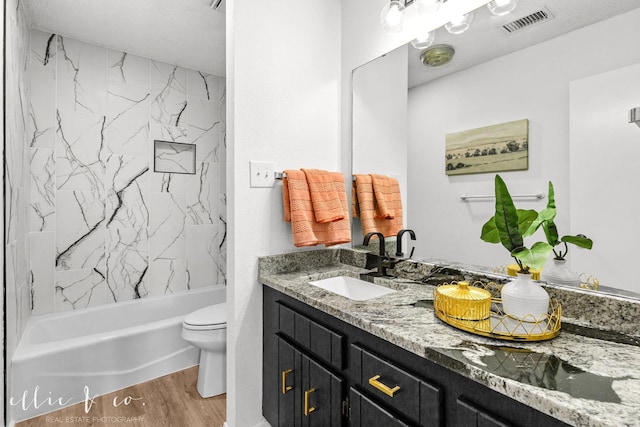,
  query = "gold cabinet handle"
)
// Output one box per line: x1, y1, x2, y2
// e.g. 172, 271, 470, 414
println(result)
304, 387, 316, 416
368, 375, 401, 397
281, 369, 293, 394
